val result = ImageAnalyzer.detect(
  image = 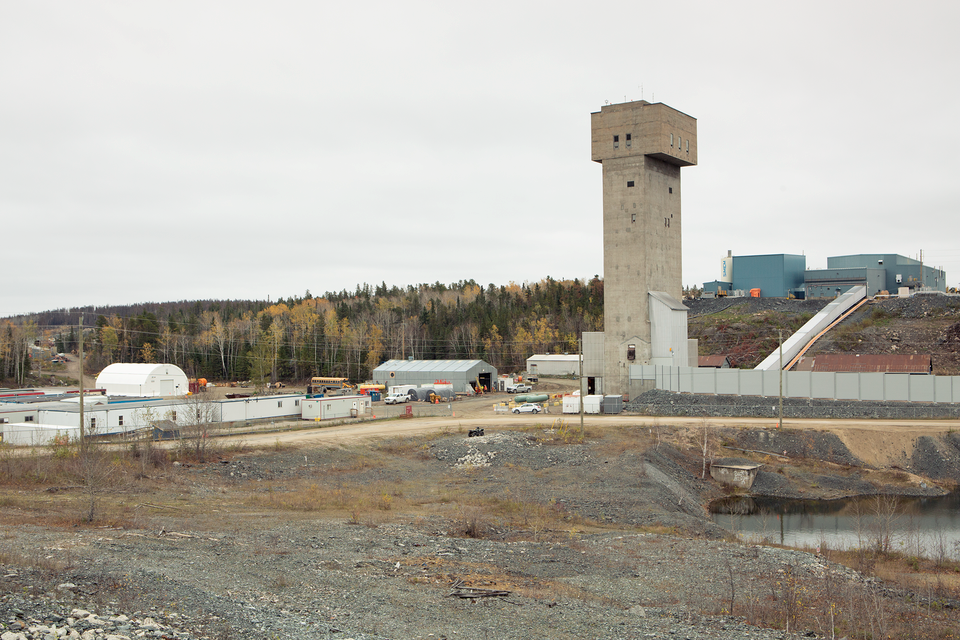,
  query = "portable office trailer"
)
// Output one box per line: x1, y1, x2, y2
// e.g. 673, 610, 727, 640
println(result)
218, 394, 302, 423
0, 404, 40, 425
1, 423, 81, 446
301, 395, 371, 420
